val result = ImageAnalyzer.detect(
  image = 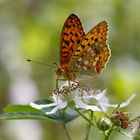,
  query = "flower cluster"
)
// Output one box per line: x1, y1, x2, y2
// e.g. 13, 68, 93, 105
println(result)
30, 82, 135, 115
